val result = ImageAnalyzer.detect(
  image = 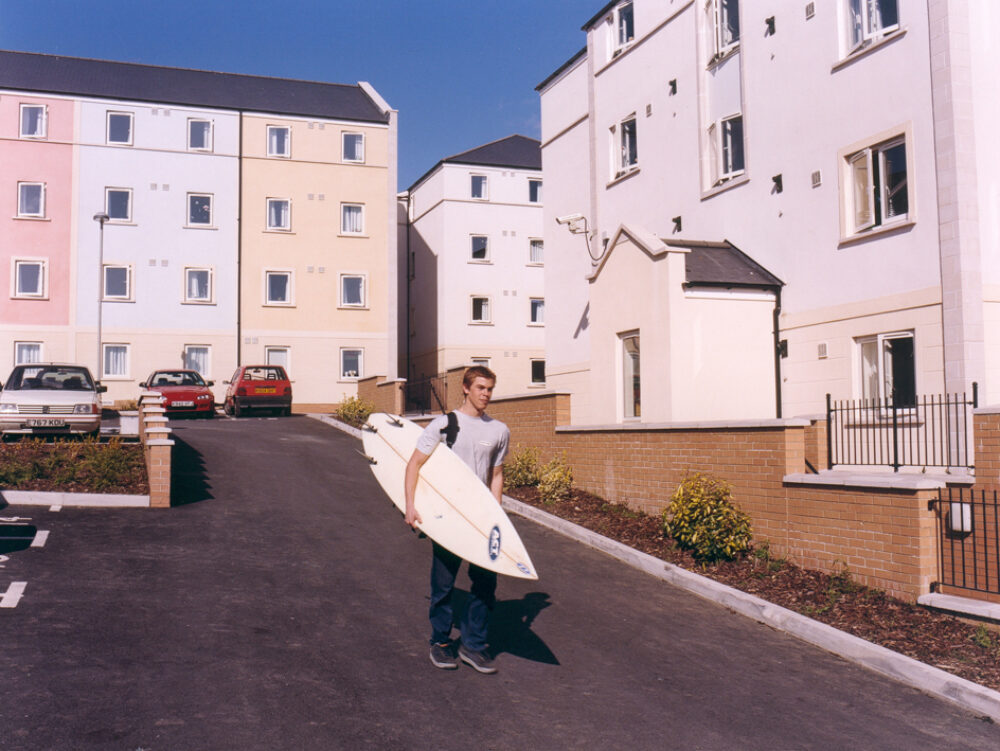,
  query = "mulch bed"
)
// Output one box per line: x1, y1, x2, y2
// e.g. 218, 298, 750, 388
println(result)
507, 485, 1000, 692
0, 439, 148, 495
